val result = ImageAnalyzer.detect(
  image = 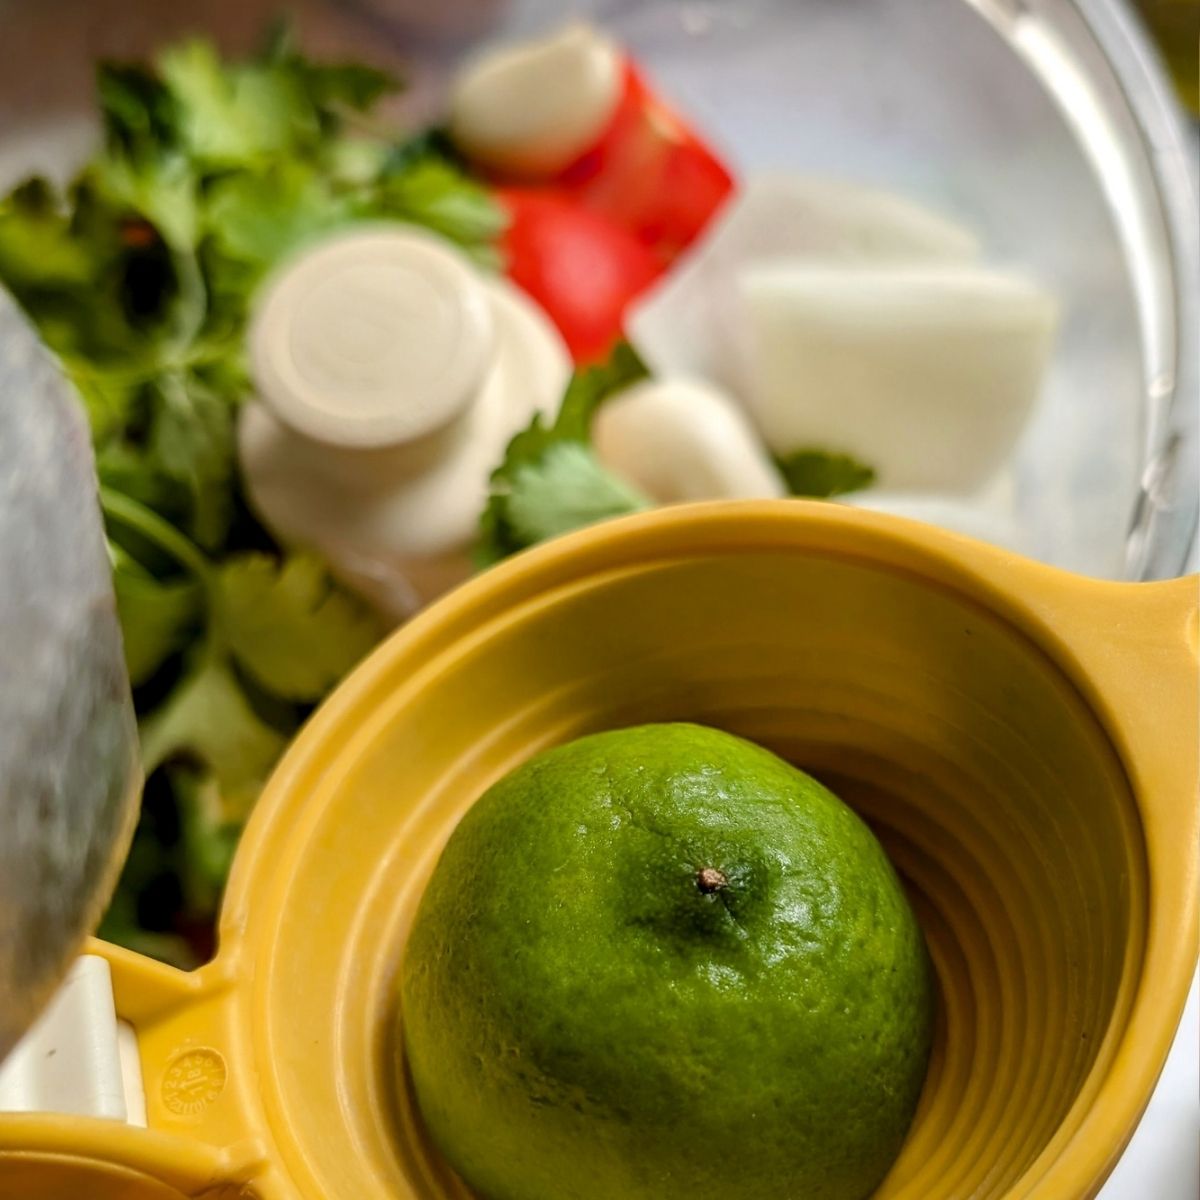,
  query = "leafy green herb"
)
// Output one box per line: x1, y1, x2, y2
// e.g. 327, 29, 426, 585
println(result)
505, 443, 651, 546
110, 542, 203, 686
375, 150, 508, 268
0, 179, 93, 290
477, 342, 650, 564
257, 17, 400, 114
0, 29, 498, 963
203, 162, 352, 273
96, 63, 179, 160
145, 371, 236, 549
88, 154, 199, 251
139, 657, 289, 801
776, 449, 877, 498
100, 485, 382, 962
174, 767, 243, 908
157, 39, 315, 168
216, 552, 381, 701
103, 488, 384, 777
